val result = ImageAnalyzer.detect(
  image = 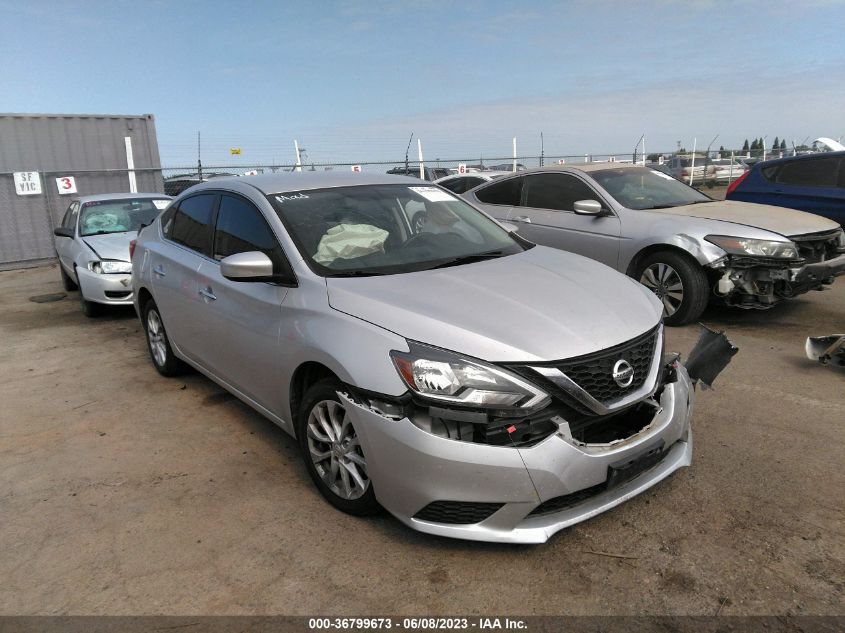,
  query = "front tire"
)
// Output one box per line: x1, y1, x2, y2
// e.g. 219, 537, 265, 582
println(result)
142, 299, 186, 376
297, 378, 380, 516
636, 251, 708, 326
